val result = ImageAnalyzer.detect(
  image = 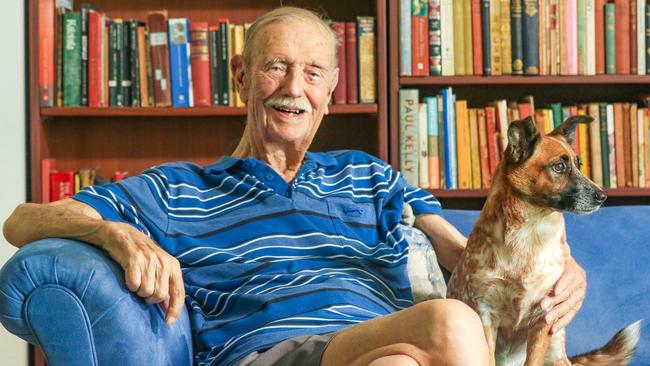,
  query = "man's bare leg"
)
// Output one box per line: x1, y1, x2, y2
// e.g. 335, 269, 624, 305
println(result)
321, 299, 490, 366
